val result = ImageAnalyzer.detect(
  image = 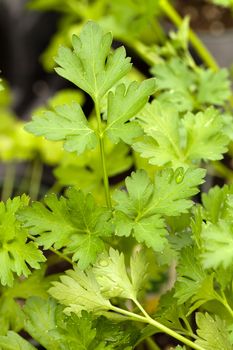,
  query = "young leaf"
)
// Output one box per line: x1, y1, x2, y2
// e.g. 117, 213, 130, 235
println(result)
195, 312, 232, 350
197, 68, 231, 106
49, 267, 112, 316
55, 21, 131, 101
0, 196, 45, 287
93, 248, 148, 300
25, 102, 97, 155
134, 101, 229, 167
18, 188, 112, 269
201, 220, 233, 269
151, 58, 195, 111
105, 79, 156, 144
113, 168, 205, 251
